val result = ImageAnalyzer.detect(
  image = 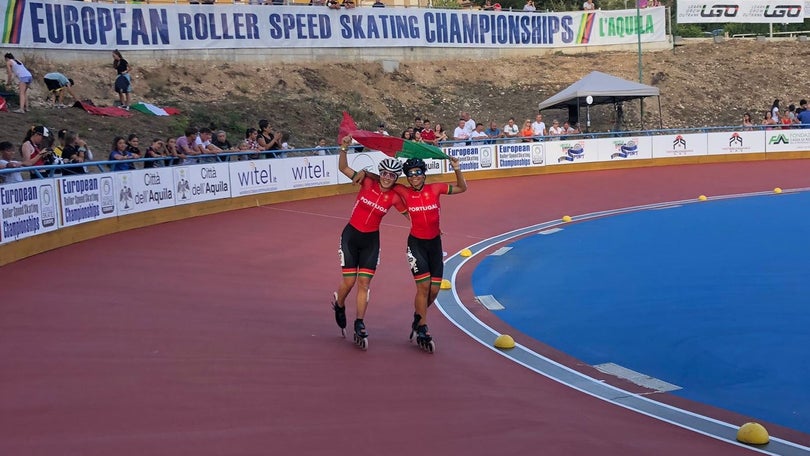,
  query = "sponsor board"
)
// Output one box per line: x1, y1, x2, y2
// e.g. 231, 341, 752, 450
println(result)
59, 174, 117, 228
229, 159, 284, 196
765, 129, 810, 153
651, 133, 707, 158
174, 163, 231, 205
597, 136, 653, 161
546, 138, 599, 165
707, 130, 765, 155
446, 145, 487, 172
114, 168, 176, 215
496, 142, 545, 168
277, 156, 338, 189
677, 0, 805, 24
0, 179, 59, 244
